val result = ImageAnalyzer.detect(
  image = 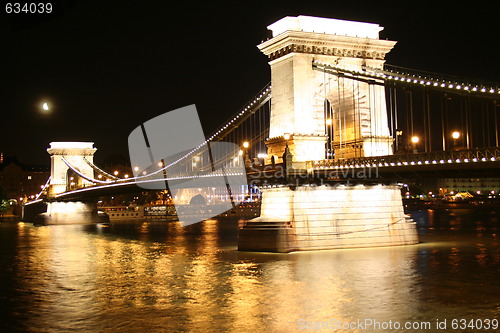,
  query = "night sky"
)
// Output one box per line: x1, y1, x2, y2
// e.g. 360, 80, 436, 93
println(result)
1, 0, 499, 165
